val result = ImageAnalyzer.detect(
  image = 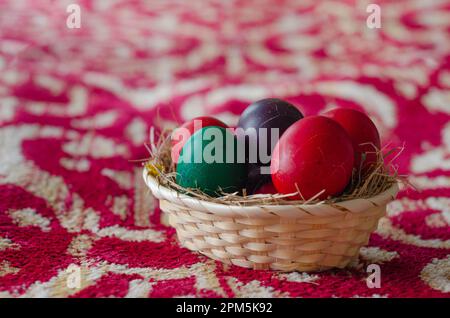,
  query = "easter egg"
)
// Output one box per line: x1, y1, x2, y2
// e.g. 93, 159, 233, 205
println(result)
236, 98, 304, 166
237, 98, 304, 194
176, 126, 246, 197
323, 108, 380, 174
171, 116, 228, 164
245, 163, 272, 194
271, 116, 354, 200
254, 181, 278, 195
